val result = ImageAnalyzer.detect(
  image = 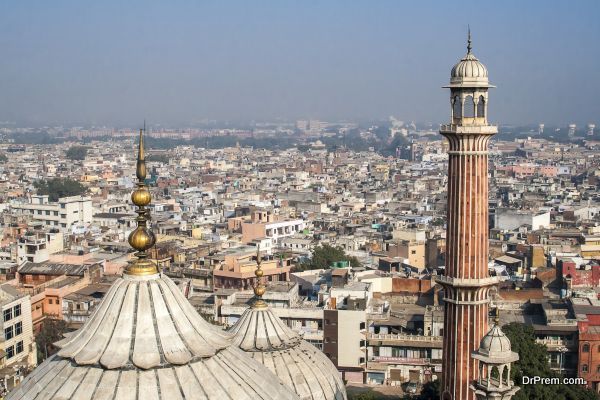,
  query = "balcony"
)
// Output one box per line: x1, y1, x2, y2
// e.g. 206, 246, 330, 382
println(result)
368, 333, 443, 348
370, 356, 430, 365
535, 338, 576, 350
299, 328, 323, 341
